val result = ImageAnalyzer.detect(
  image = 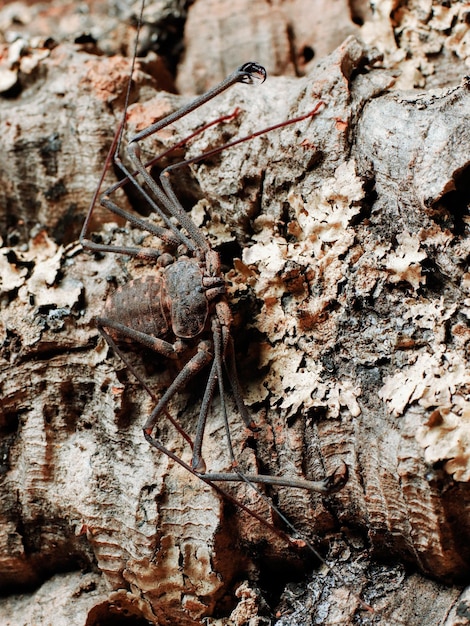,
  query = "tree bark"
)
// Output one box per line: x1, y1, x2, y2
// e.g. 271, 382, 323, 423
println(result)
1, 1, 470, 625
